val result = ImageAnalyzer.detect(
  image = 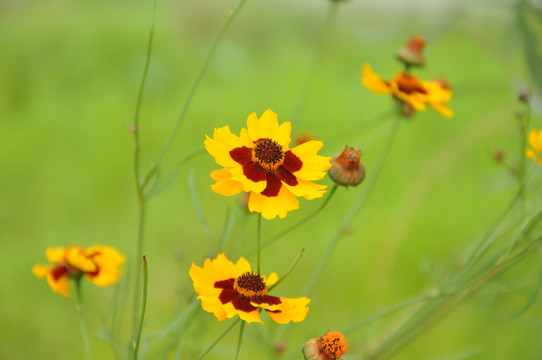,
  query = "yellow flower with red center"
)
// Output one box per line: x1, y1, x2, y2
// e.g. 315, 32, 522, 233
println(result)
204, 109, 331, 220
526, 129, 542, 164
361, 63, 454, 118
189, 253, 310, 324
32, 245, 126, 297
